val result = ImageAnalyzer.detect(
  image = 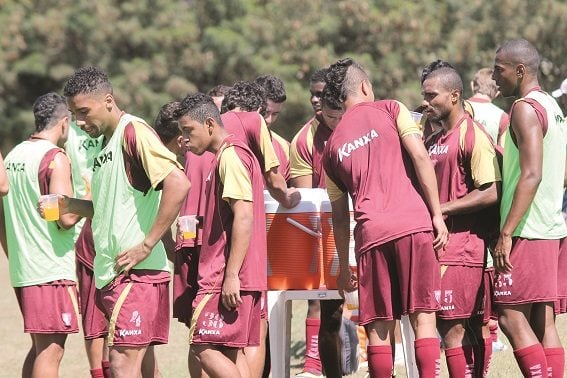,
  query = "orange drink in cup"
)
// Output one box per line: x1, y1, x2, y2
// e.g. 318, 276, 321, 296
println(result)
179, 215, 197, 240
40, 194, 59, 221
